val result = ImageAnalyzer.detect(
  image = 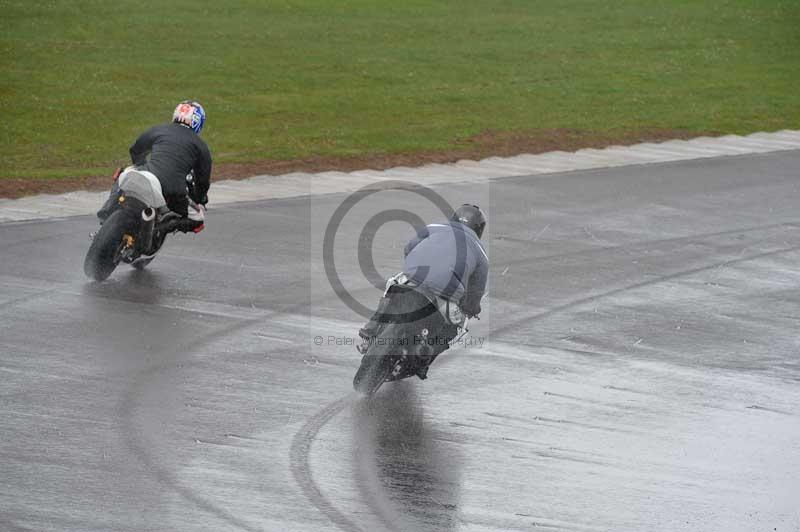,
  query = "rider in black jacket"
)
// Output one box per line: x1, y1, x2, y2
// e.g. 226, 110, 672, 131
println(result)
97, 100, 212, 227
